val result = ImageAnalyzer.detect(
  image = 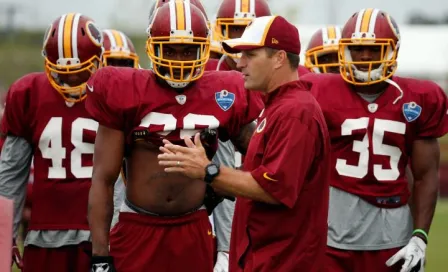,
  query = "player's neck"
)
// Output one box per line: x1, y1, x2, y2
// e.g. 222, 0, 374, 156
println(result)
351, 81, 388, 95
266, 69, 299, 94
